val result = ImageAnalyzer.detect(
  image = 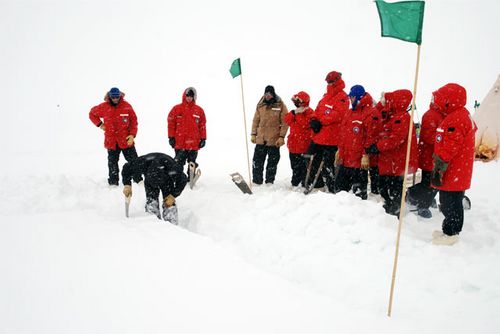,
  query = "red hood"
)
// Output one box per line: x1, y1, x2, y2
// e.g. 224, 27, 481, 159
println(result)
358, 92, 374, 109
292, 91, 310, 107
429, 91, 446, 116
433, 83, 467, 116
182, 87, 197, 105
385, 89, 412, 115
325, 78, 346, 97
